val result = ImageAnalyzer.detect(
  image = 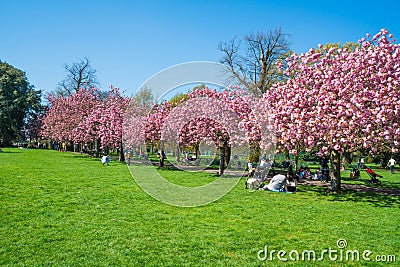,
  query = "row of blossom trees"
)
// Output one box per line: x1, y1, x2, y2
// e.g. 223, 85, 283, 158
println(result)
123, 87, 274, 174
40, 29, 399, 191
41, 86, 129, 159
